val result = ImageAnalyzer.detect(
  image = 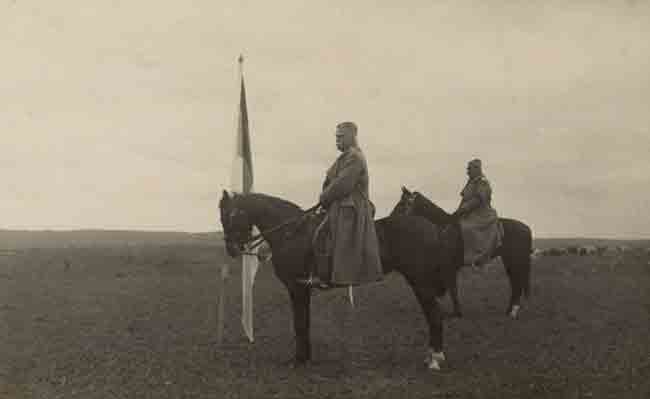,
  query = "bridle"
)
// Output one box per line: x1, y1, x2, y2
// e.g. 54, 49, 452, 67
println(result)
222, 207, 257, 252
399, 192, 417, 216
223, 202, 322, 255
